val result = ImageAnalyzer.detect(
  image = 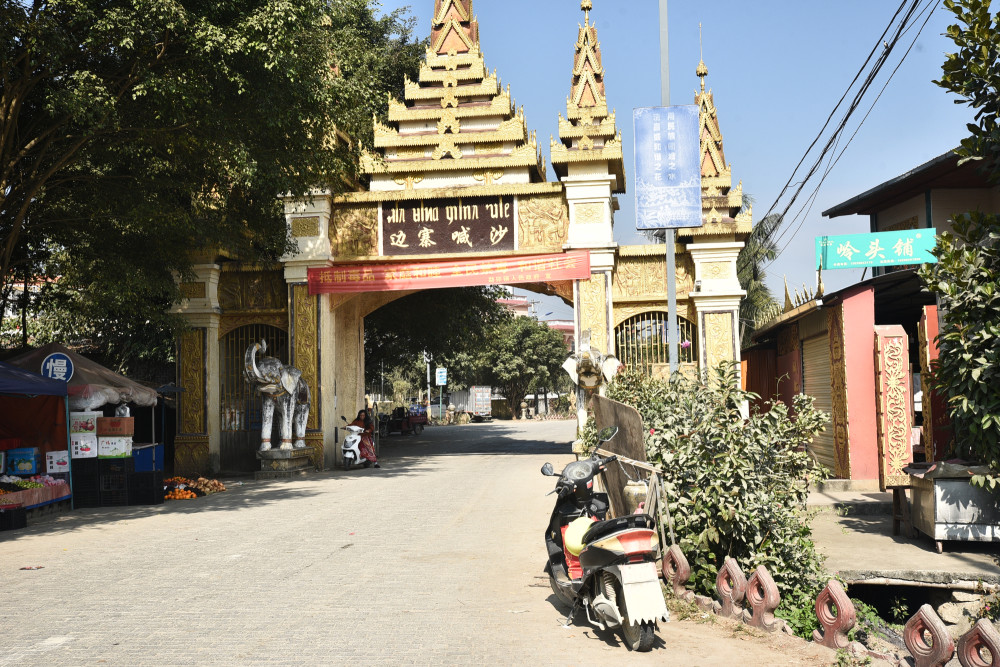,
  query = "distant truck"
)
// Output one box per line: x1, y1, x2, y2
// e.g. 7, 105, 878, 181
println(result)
470, 386, 492, 422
